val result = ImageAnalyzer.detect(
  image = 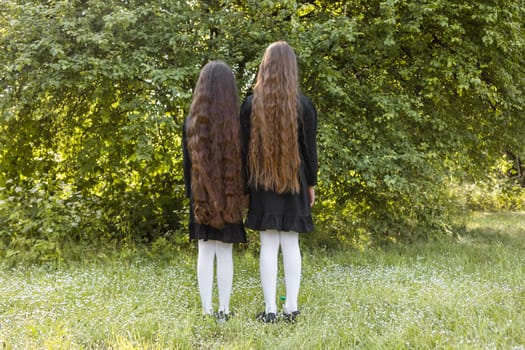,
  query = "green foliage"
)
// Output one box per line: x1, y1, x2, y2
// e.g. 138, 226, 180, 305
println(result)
0, 176, 105, 264
453, 155, 525, 211
298, 0, 525, 243
1, 0, 192, 246
1, 0, 525, 250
